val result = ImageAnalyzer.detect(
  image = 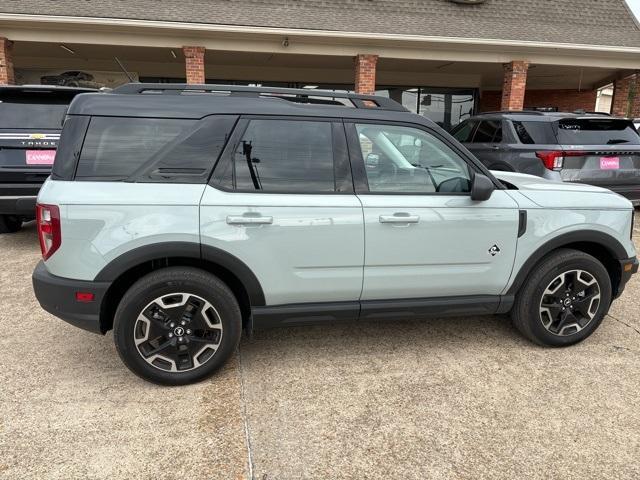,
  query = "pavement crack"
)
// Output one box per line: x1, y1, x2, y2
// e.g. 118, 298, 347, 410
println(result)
608, 313, 640, 336
237, 344, 255, 480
